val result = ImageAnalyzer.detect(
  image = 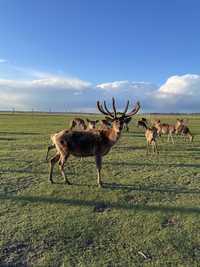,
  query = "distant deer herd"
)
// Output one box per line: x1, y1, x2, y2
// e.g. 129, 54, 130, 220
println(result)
47, 98, 194, 187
